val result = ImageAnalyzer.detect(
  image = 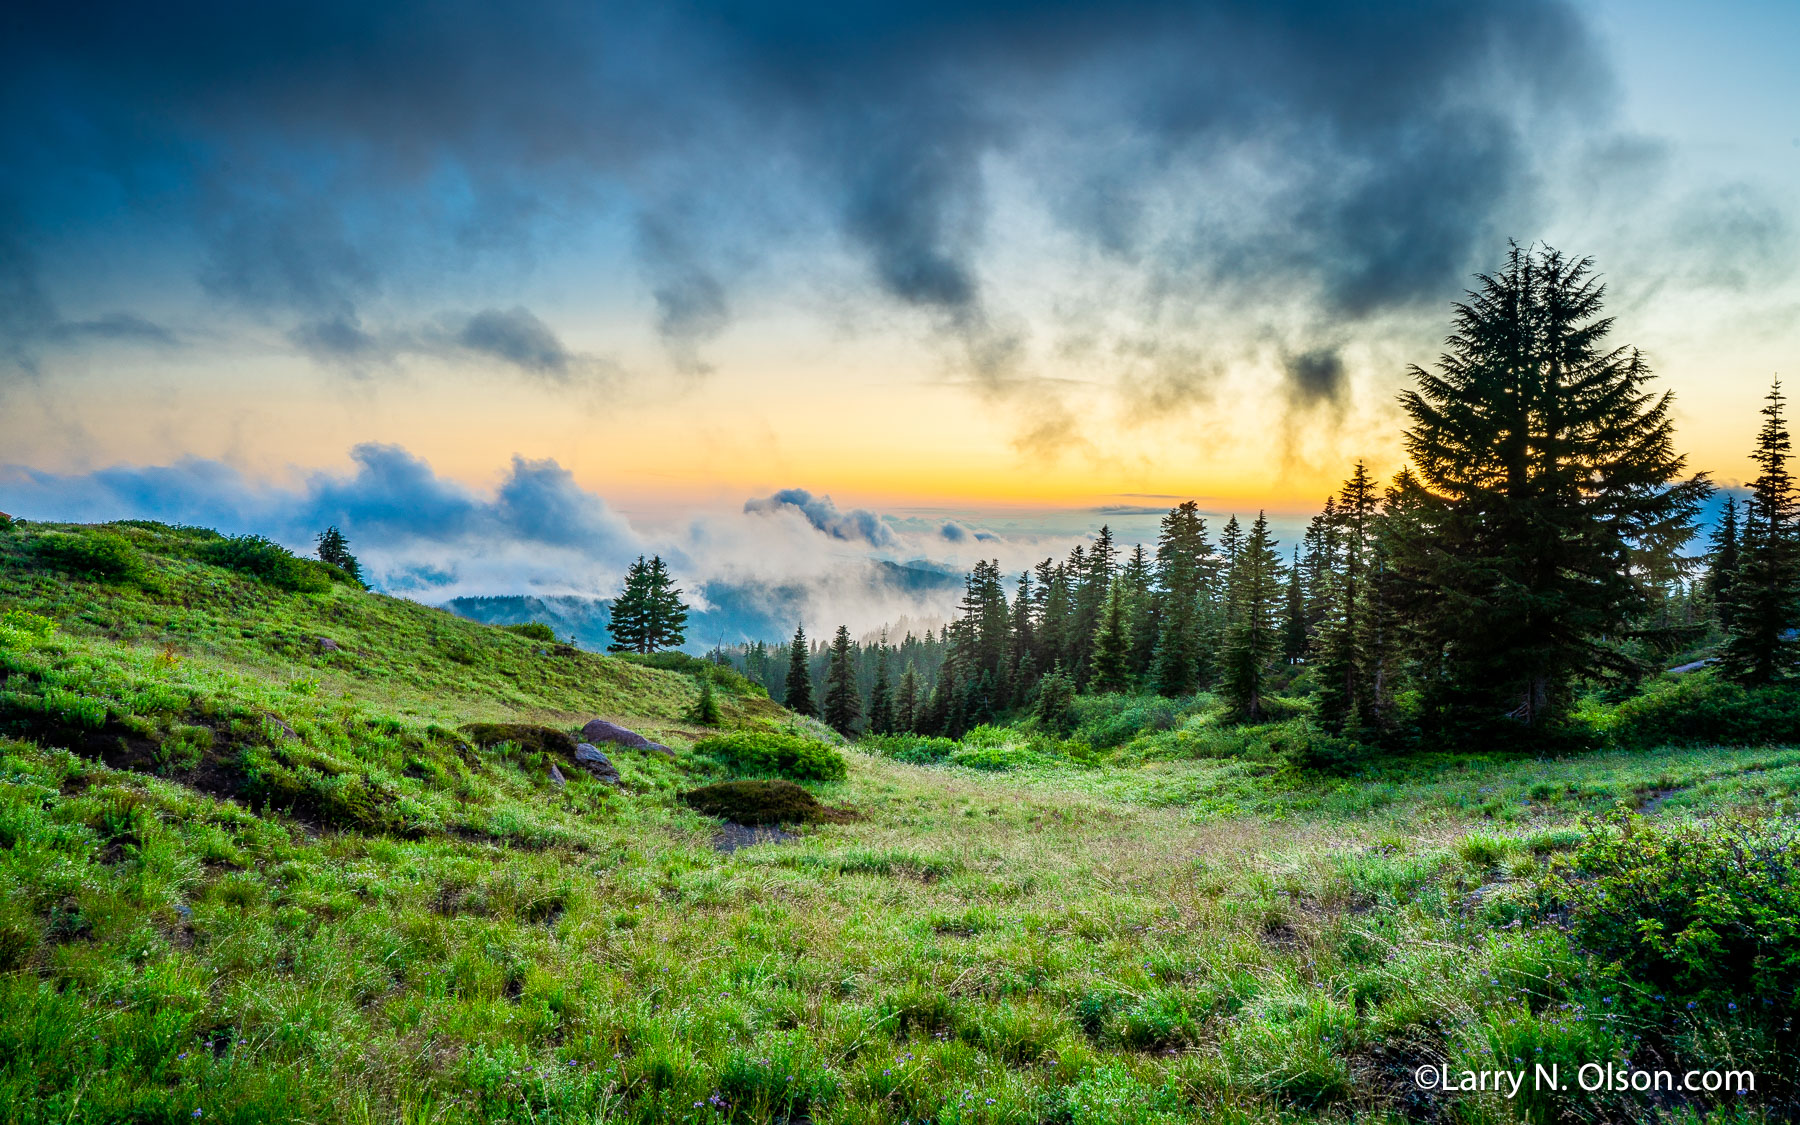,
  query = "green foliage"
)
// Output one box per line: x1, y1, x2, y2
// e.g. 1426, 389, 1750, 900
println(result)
314, 525, 363, 585
30, 529, 149, 584
0, 610, 57, 650
693, 730, 847, 781
460, 723, 574, 757
782, 623, 815, 716
1544, 809, 1800, 1019
687, 676, 721, 725
499, 621, 557, 642
821, 624, 862, 735
1604, 672, 1800, 747
681, 779, 826, 825
199, 534, 333, 593
863, 733, 958, 765
1033, 662, 1076, 734
606, 554, 688, 653
1069, 693, 1179, 749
